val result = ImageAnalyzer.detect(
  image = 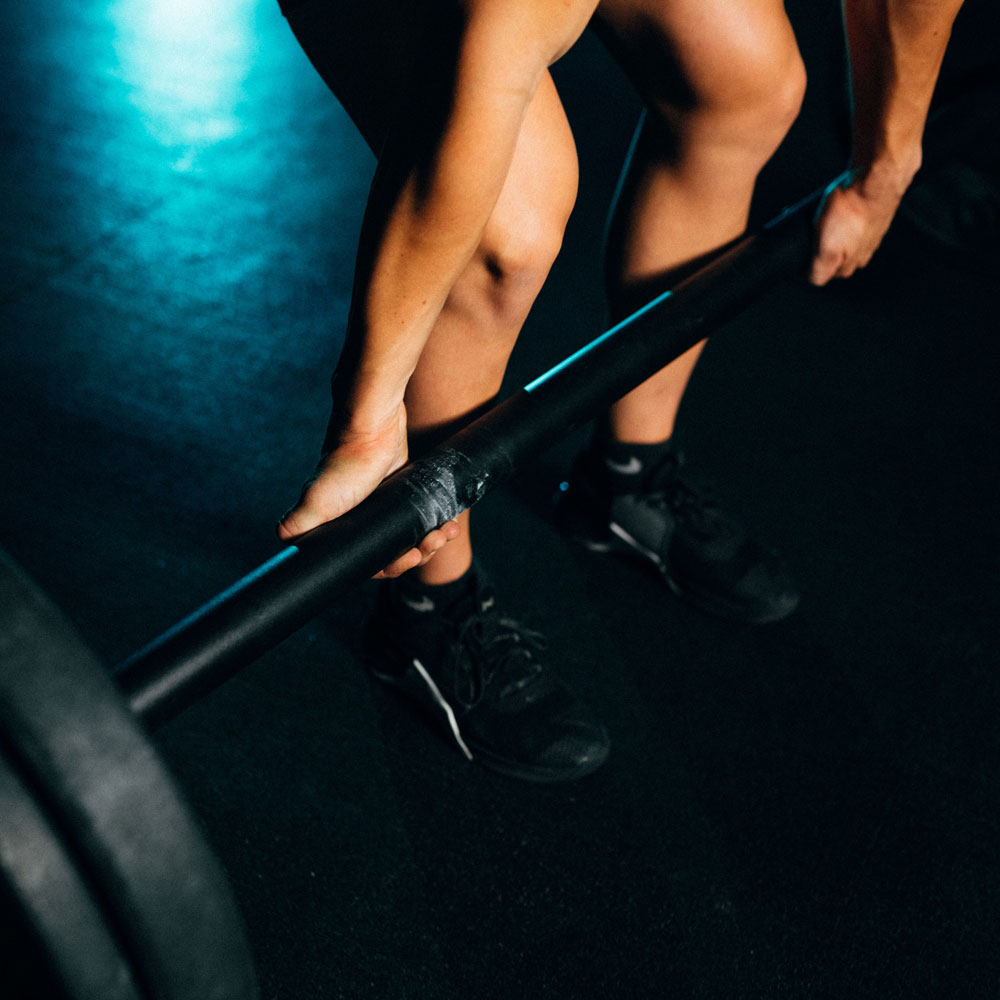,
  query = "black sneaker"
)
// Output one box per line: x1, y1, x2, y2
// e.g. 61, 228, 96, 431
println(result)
364, 569, 610, 782
556, 440, 799, 625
